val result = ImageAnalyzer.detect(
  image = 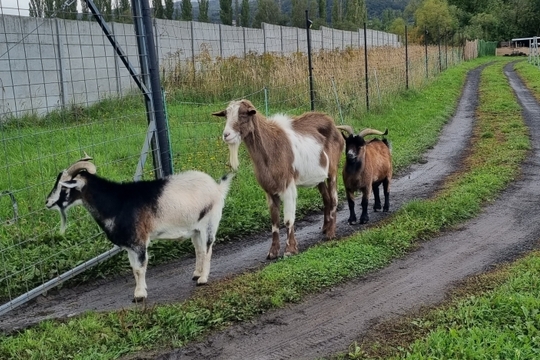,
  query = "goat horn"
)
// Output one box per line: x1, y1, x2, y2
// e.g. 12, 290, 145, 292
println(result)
336, 125, 355, 135
66, 161, 96, 176
80, 151, 93, 161
358, 128, 388, 137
